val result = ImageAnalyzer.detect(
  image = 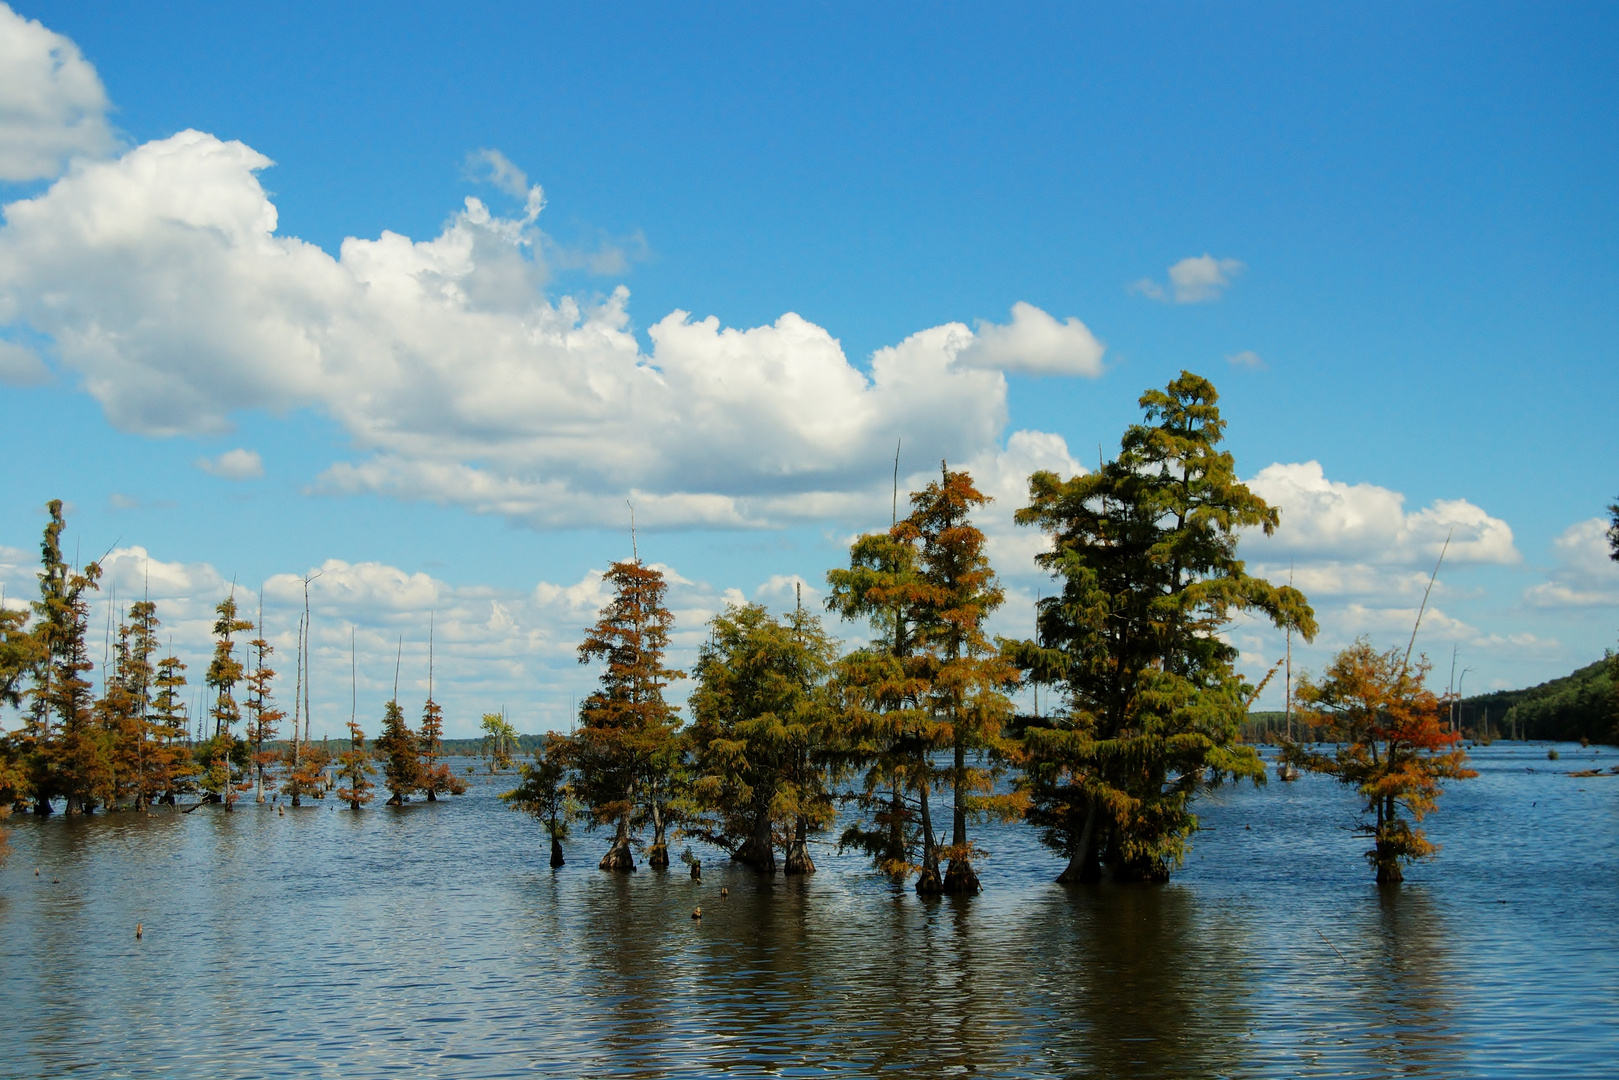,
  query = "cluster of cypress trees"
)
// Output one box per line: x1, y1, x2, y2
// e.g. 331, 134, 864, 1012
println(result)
0, 502, 466, 823
506, 372, 1352, 890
